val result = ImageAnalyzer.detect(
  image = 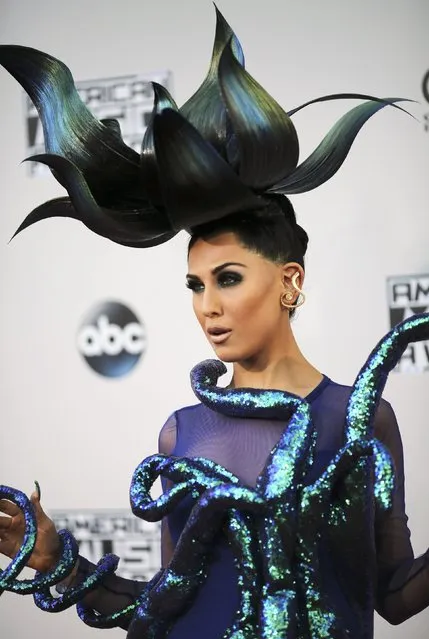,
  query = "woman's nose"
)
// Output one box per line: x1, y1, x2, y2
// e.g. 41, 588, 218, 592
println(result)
201, 287, 222, 317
